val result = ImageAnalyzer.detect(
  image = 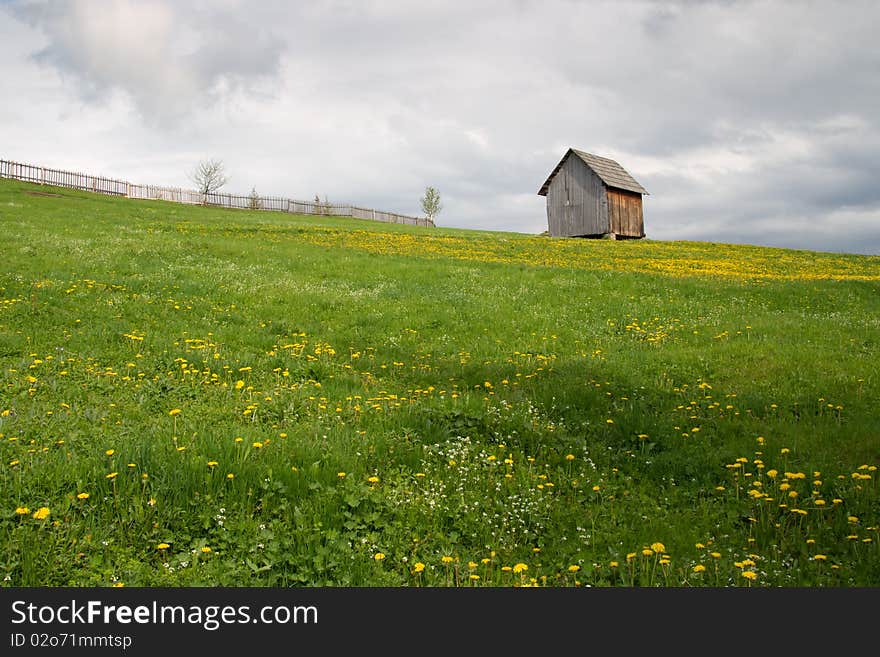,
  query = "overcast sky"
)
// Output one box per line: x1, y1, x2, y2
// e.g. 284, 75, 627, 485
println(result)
2, 0, 879, 255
